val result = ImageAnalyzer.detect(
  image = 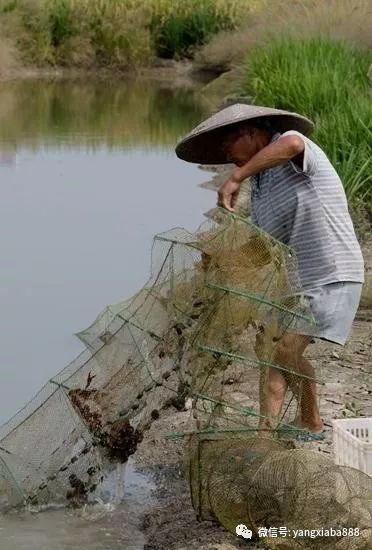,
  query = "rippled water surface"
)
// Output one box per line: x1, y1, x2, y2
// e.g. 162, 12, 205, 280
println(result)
0, 461, 154, 549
